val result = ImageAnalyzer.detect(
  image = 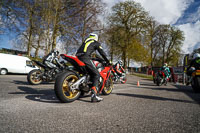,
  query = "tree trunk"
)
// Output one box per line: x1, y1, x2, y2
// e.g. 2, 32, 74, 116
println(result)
27, 33, 32, 56
27, 9, 34, 57
34, 36, 41, 57
51, 3, 59, 50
